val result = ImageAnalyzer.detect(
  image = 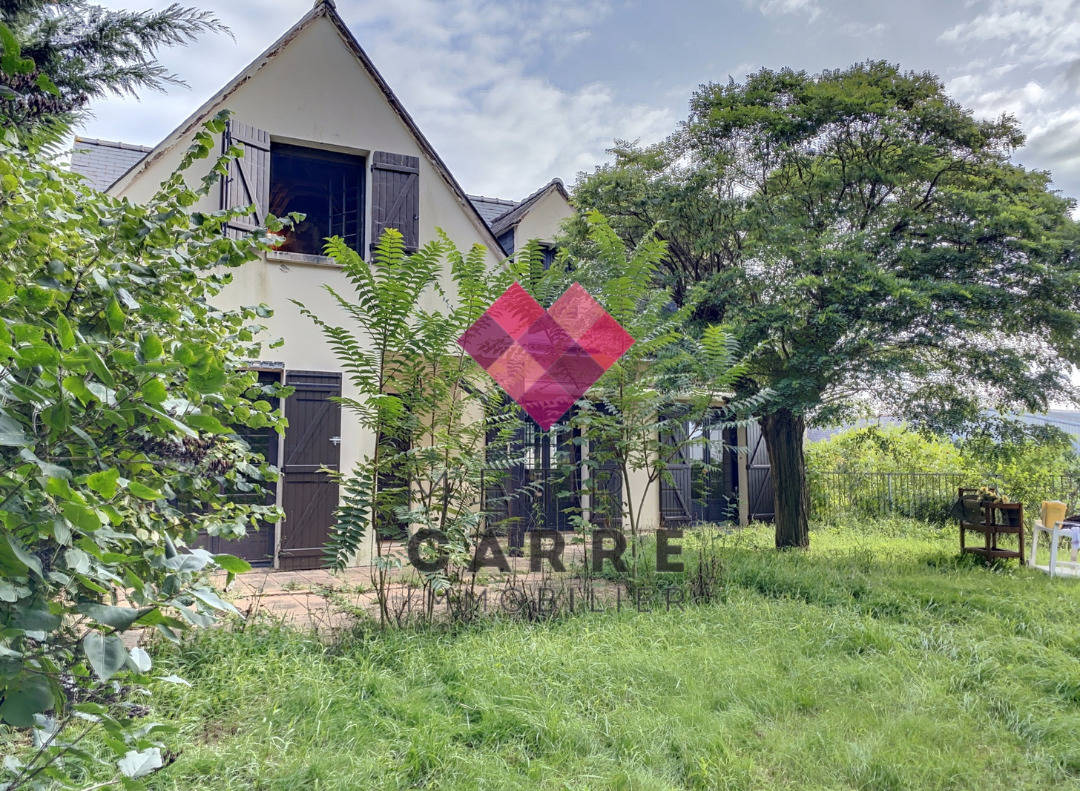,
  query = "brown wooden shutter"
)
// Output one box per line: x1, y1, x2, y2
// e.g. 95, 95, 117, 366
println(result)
371, 151, 419, 251
219, 120, 270, 238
